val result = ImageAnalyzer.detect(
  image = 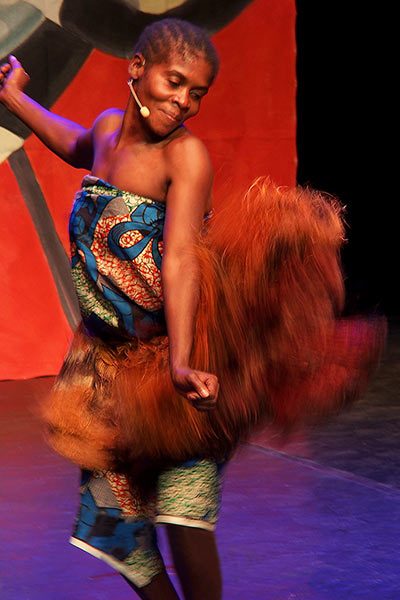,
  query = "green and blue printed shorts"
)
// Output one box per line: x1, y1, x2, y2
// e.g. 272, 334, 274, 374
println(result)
70, 459, 223, 588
